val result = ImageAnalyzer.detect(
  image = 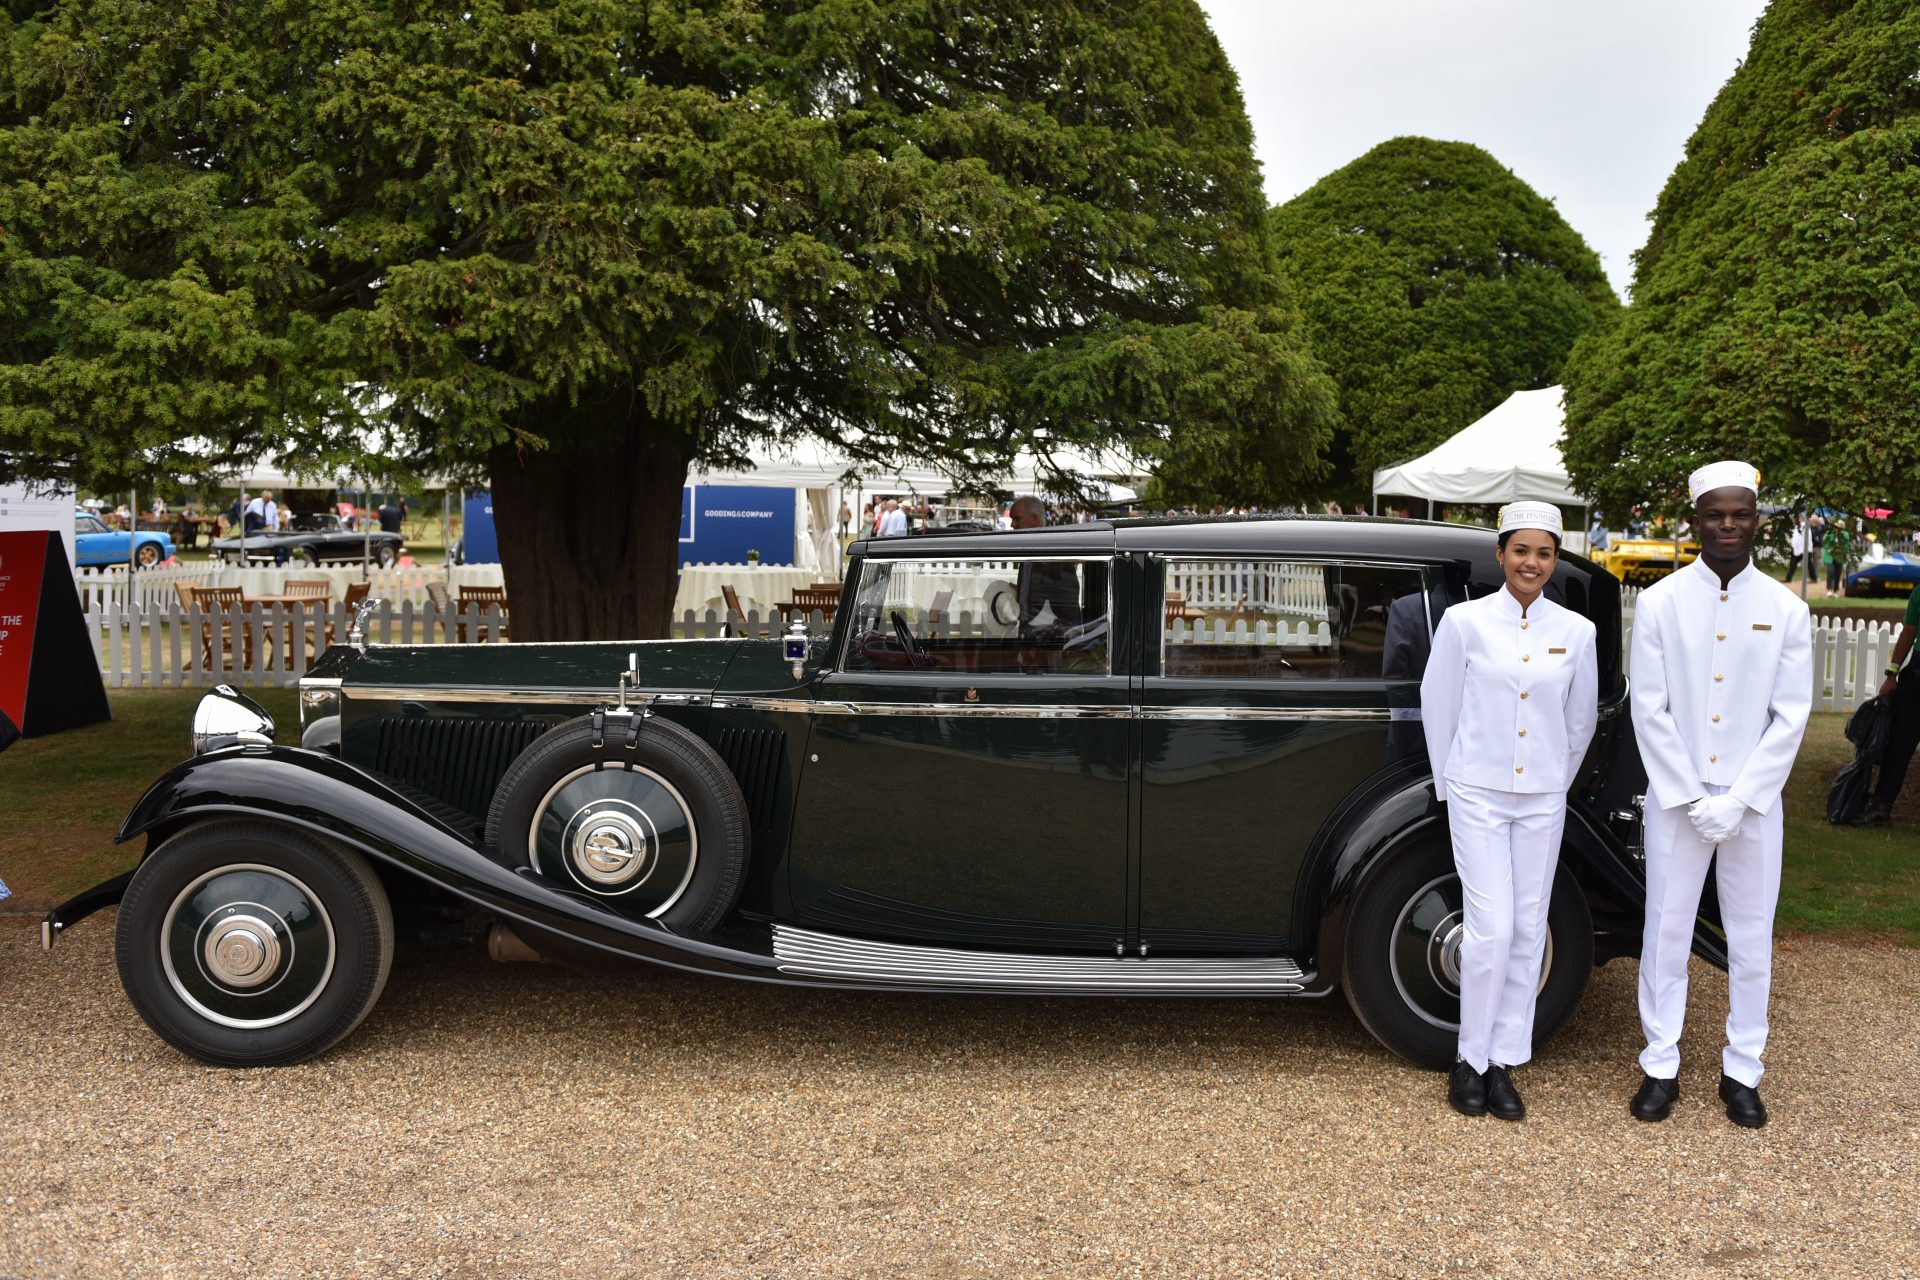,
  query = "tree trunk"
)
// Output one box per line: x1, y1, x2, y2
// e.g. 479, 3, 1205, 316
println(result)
488, 411, 691, 642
